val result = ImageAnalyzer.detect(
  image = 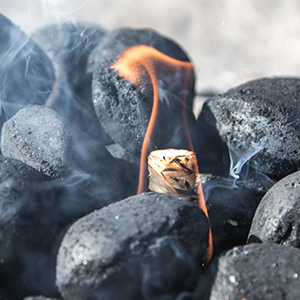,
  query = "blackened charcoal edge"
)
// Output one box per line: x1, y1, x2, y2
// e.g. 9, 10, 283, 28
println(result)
1, 105, 73, 179
248, 170, 300, 247
0, 13, 55, 128
196, 77, 300, 180
0, 155, 60, 298
56, 192, 209, 300
89, 27, 197, 155
193, 243, 300, 300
